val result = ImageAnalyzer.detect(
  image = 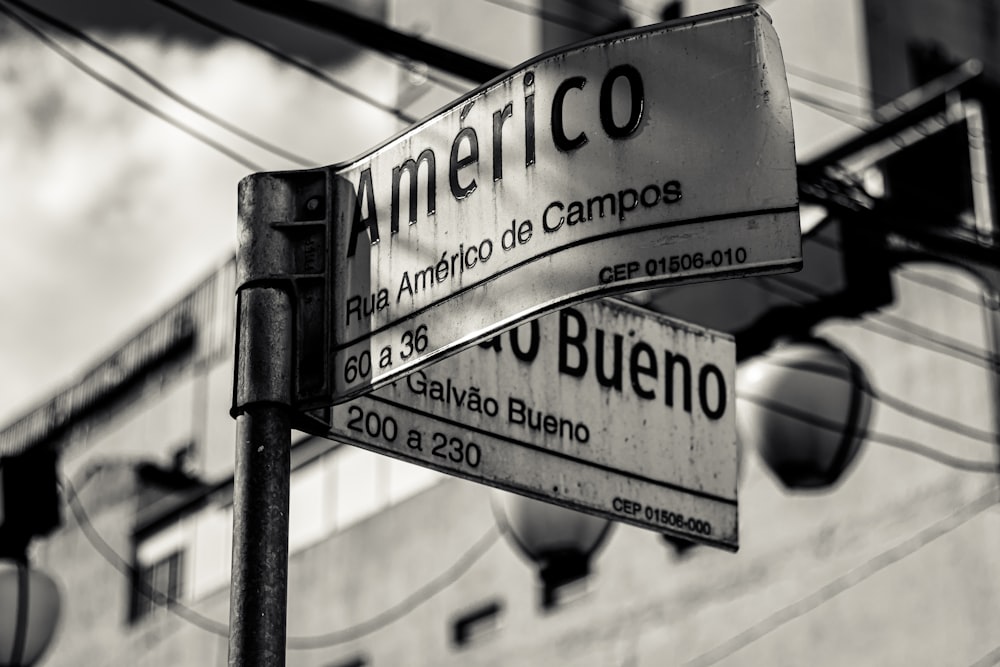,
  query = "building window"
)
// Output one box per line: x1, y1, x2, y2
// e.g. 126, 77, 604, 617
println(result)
452, 600, 503, 648
131, 549, 184, 622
